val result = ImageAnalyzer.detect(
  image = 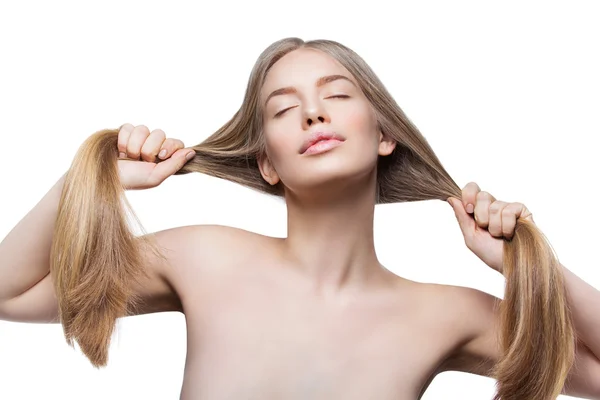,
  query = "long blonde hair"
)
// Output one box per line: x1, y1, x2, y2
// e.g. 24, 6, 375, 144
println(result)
52, 37, 575, 399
